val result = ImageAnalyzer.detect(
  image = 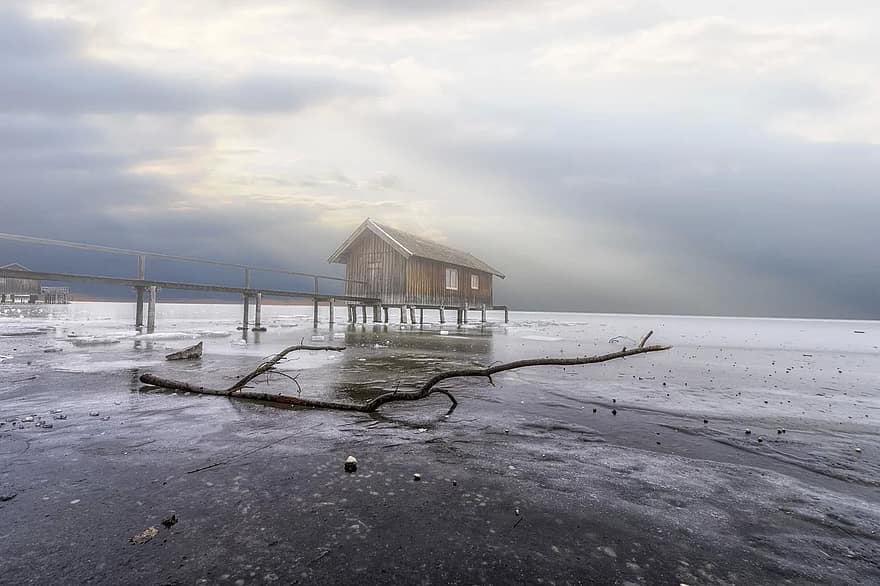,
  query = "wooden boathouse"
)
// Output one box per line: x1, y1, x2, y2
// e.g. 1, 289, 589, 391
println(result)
328, 218, 508, 324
